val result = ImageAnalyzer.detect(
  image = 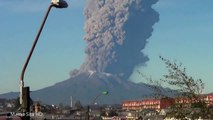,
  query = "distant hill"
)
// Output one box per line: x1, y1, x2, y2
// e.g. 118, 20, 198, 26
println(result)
0, 92, 19, 99
0, 72, 157, 105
